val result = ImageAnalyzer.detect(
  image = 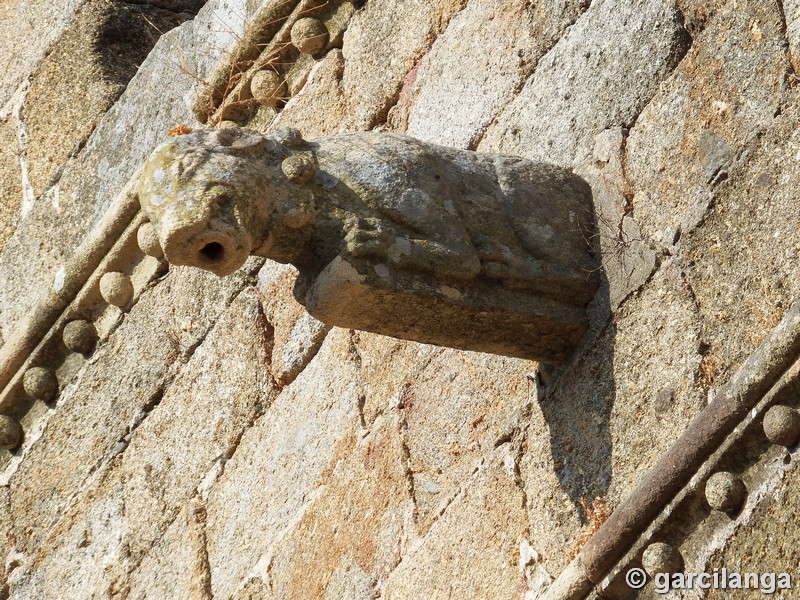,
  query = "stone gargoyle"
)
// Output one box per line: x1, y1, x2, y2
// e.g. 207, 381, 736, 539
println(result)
137, 127, 599, 363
